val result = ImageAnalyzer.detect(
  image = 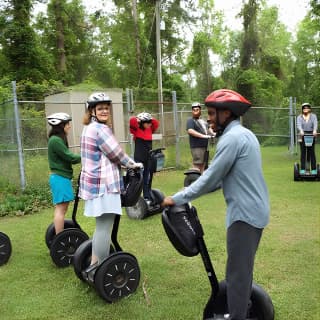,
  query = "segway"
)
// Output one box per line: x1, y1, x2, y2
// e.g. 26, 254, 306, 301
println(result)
0, 231, 12, 266
73, 168, 143, 302
294, 133, 320, 181
125, 148, 165, 219
184, 136, 215, 187
162, 203, 274, 320
45, 176, 89, 268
